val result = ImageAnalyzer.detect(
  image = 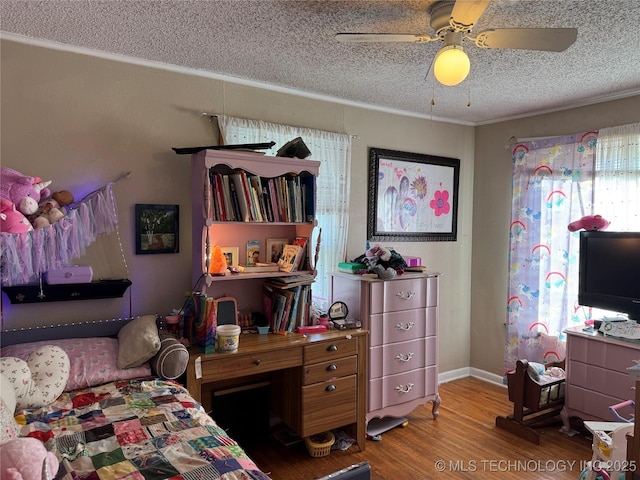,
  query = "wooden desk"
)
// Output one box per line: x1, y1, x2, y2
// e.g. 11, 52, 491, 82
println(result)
186, 329, 368, 452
